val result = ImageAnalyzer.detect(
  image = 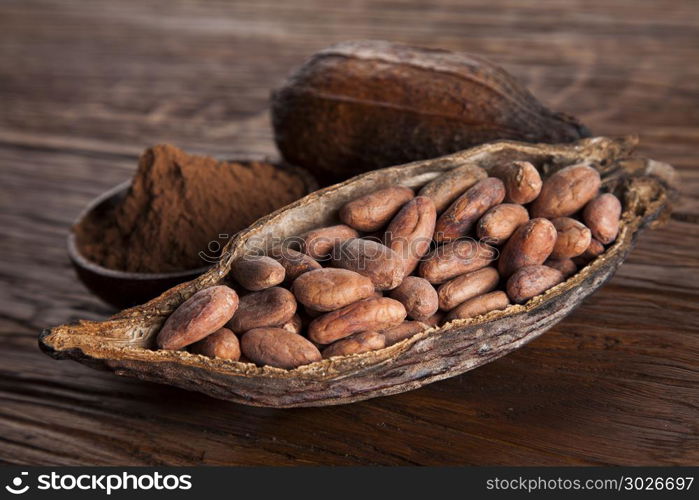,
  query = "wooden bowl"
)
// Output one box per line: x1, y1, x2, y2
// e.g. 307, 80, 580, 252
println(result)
43, 137, 676, 407
67, 181, 211, 309
68, 159, 317, 309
